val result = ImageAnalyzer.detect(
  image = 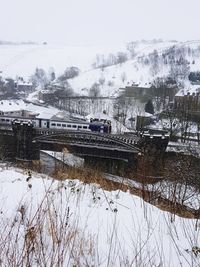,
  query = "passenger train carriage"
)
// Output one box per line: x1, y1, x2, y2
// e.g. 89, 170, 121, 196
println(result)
0, 115, 112, 134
